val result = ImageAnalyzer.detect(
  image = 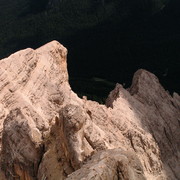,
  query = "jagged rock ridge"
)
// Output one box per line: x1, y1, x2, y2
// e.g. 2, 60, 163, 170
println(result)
0, 41, 179, 180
